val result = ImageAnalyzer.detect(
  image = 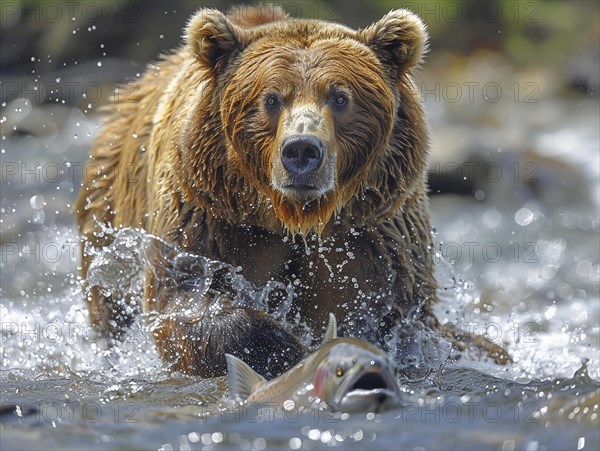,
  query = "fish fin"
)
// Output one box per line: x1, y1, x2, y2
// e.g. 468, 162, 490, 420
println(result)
225, 353, 266, 399
323, 313, 337, 344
